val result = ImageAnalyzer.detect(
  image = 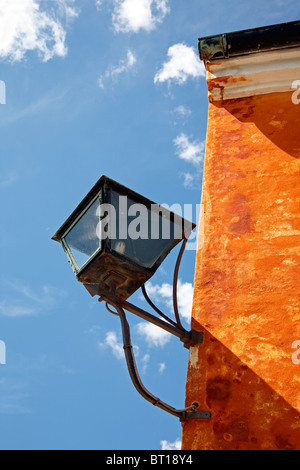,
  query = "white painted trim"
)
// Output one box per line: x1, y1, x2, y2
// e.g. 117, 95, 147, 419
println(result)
205, 46, 300, 101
